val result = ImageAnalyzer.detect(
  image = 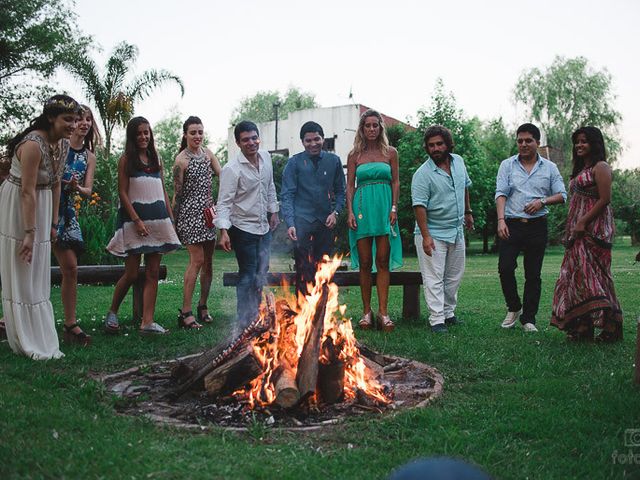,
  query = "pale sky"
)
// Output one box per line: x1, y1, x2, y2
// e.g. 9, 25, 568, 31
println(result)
56, 0, 640, 168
